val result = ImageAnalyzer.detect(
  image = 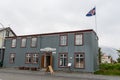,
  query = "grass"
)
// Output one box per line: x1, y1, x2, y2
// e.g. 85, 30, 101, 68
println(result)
94, 70, 120, 75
